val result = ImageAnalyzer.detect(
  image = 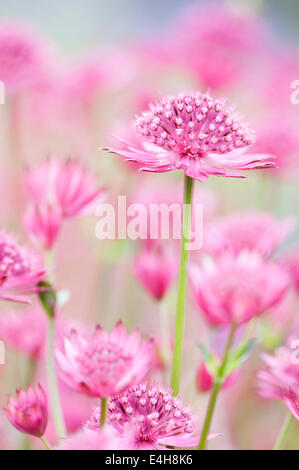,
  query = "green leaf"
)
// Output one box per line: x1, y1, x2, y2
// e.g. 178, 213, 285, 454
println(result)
199, 344, 220, 376
224, 338, 257, 377
38, 281, 56, 318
